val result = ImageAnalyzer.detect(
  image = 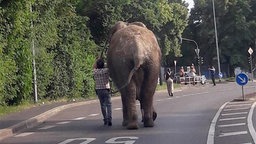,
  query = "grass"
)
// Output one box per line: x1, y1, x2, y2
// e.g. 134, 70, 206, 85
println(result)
0, 102, 34, 119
